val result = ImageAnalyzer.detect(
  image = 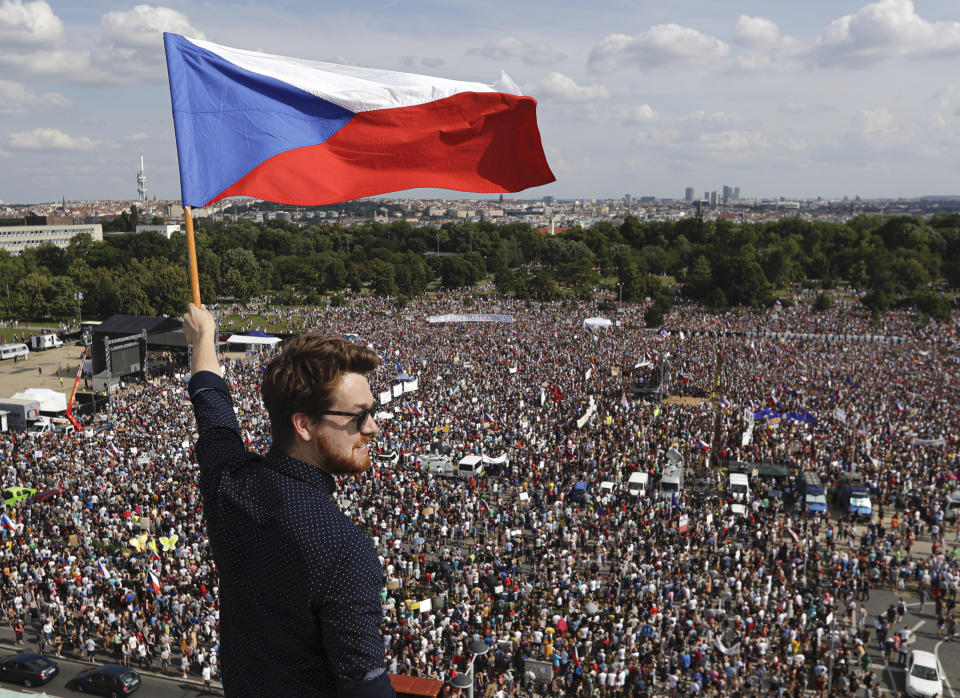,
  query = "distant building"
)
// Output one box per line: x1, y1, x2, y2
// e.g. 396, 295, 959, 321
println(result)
135, 223, 182, 239
542, 195, 555, 204
0, 216, 103, 254
685, 187, 695, 202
